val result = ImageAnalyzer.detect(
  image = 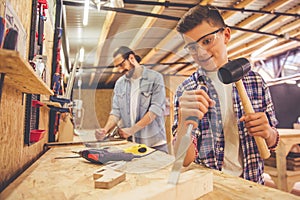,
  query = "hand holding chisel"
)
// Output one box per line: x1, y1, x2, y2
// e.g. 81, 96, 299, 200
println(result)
169, 85, 213, 184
